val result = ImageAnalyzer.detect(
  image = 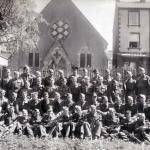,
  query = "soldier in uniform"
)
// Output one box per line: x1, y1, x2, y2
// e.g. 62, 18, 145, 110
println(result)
53, 92, 63, 114
123, 71, 136, 103
67, 66, 80, 87
97, 76, 107, 97
57, 77, 70, 100
8, 71, 24, 98
28, 92, 41, 116
69, 76, 81, 103
40, 92, 53, 115
91, 69, 101, 86
0, 89, 8, 114
86, 105, 102, 139
62, 93, 75, 114
30, 109, 47, 138
135, 67, 150, 100
41, 106, 58, 137
76, 93, 89, 110
43, 69, 55, 87
99, 96, 110, 112
44, 77, 58, 98
103, 69, 113, 85
55, 70, 65, 87
14, 109, 34, 137
0, 68, 12, 97
124, 96, 137, 117
31, 77, 44, 98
